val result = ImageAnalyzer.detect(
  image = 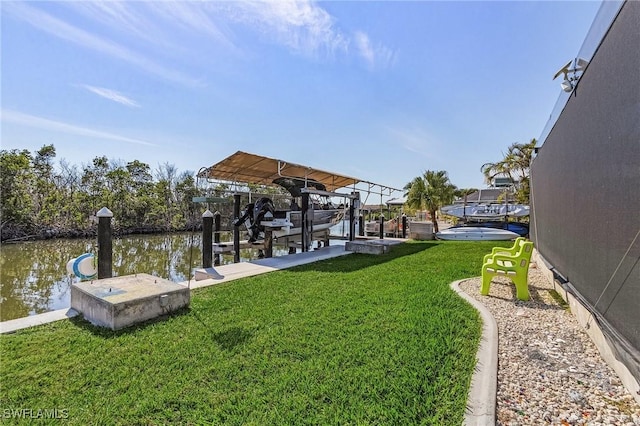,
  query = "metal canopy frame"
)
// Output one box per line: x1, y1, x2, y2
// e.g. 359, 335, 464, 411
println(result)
198, 151, 403, 198
199, 151, 359, 192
